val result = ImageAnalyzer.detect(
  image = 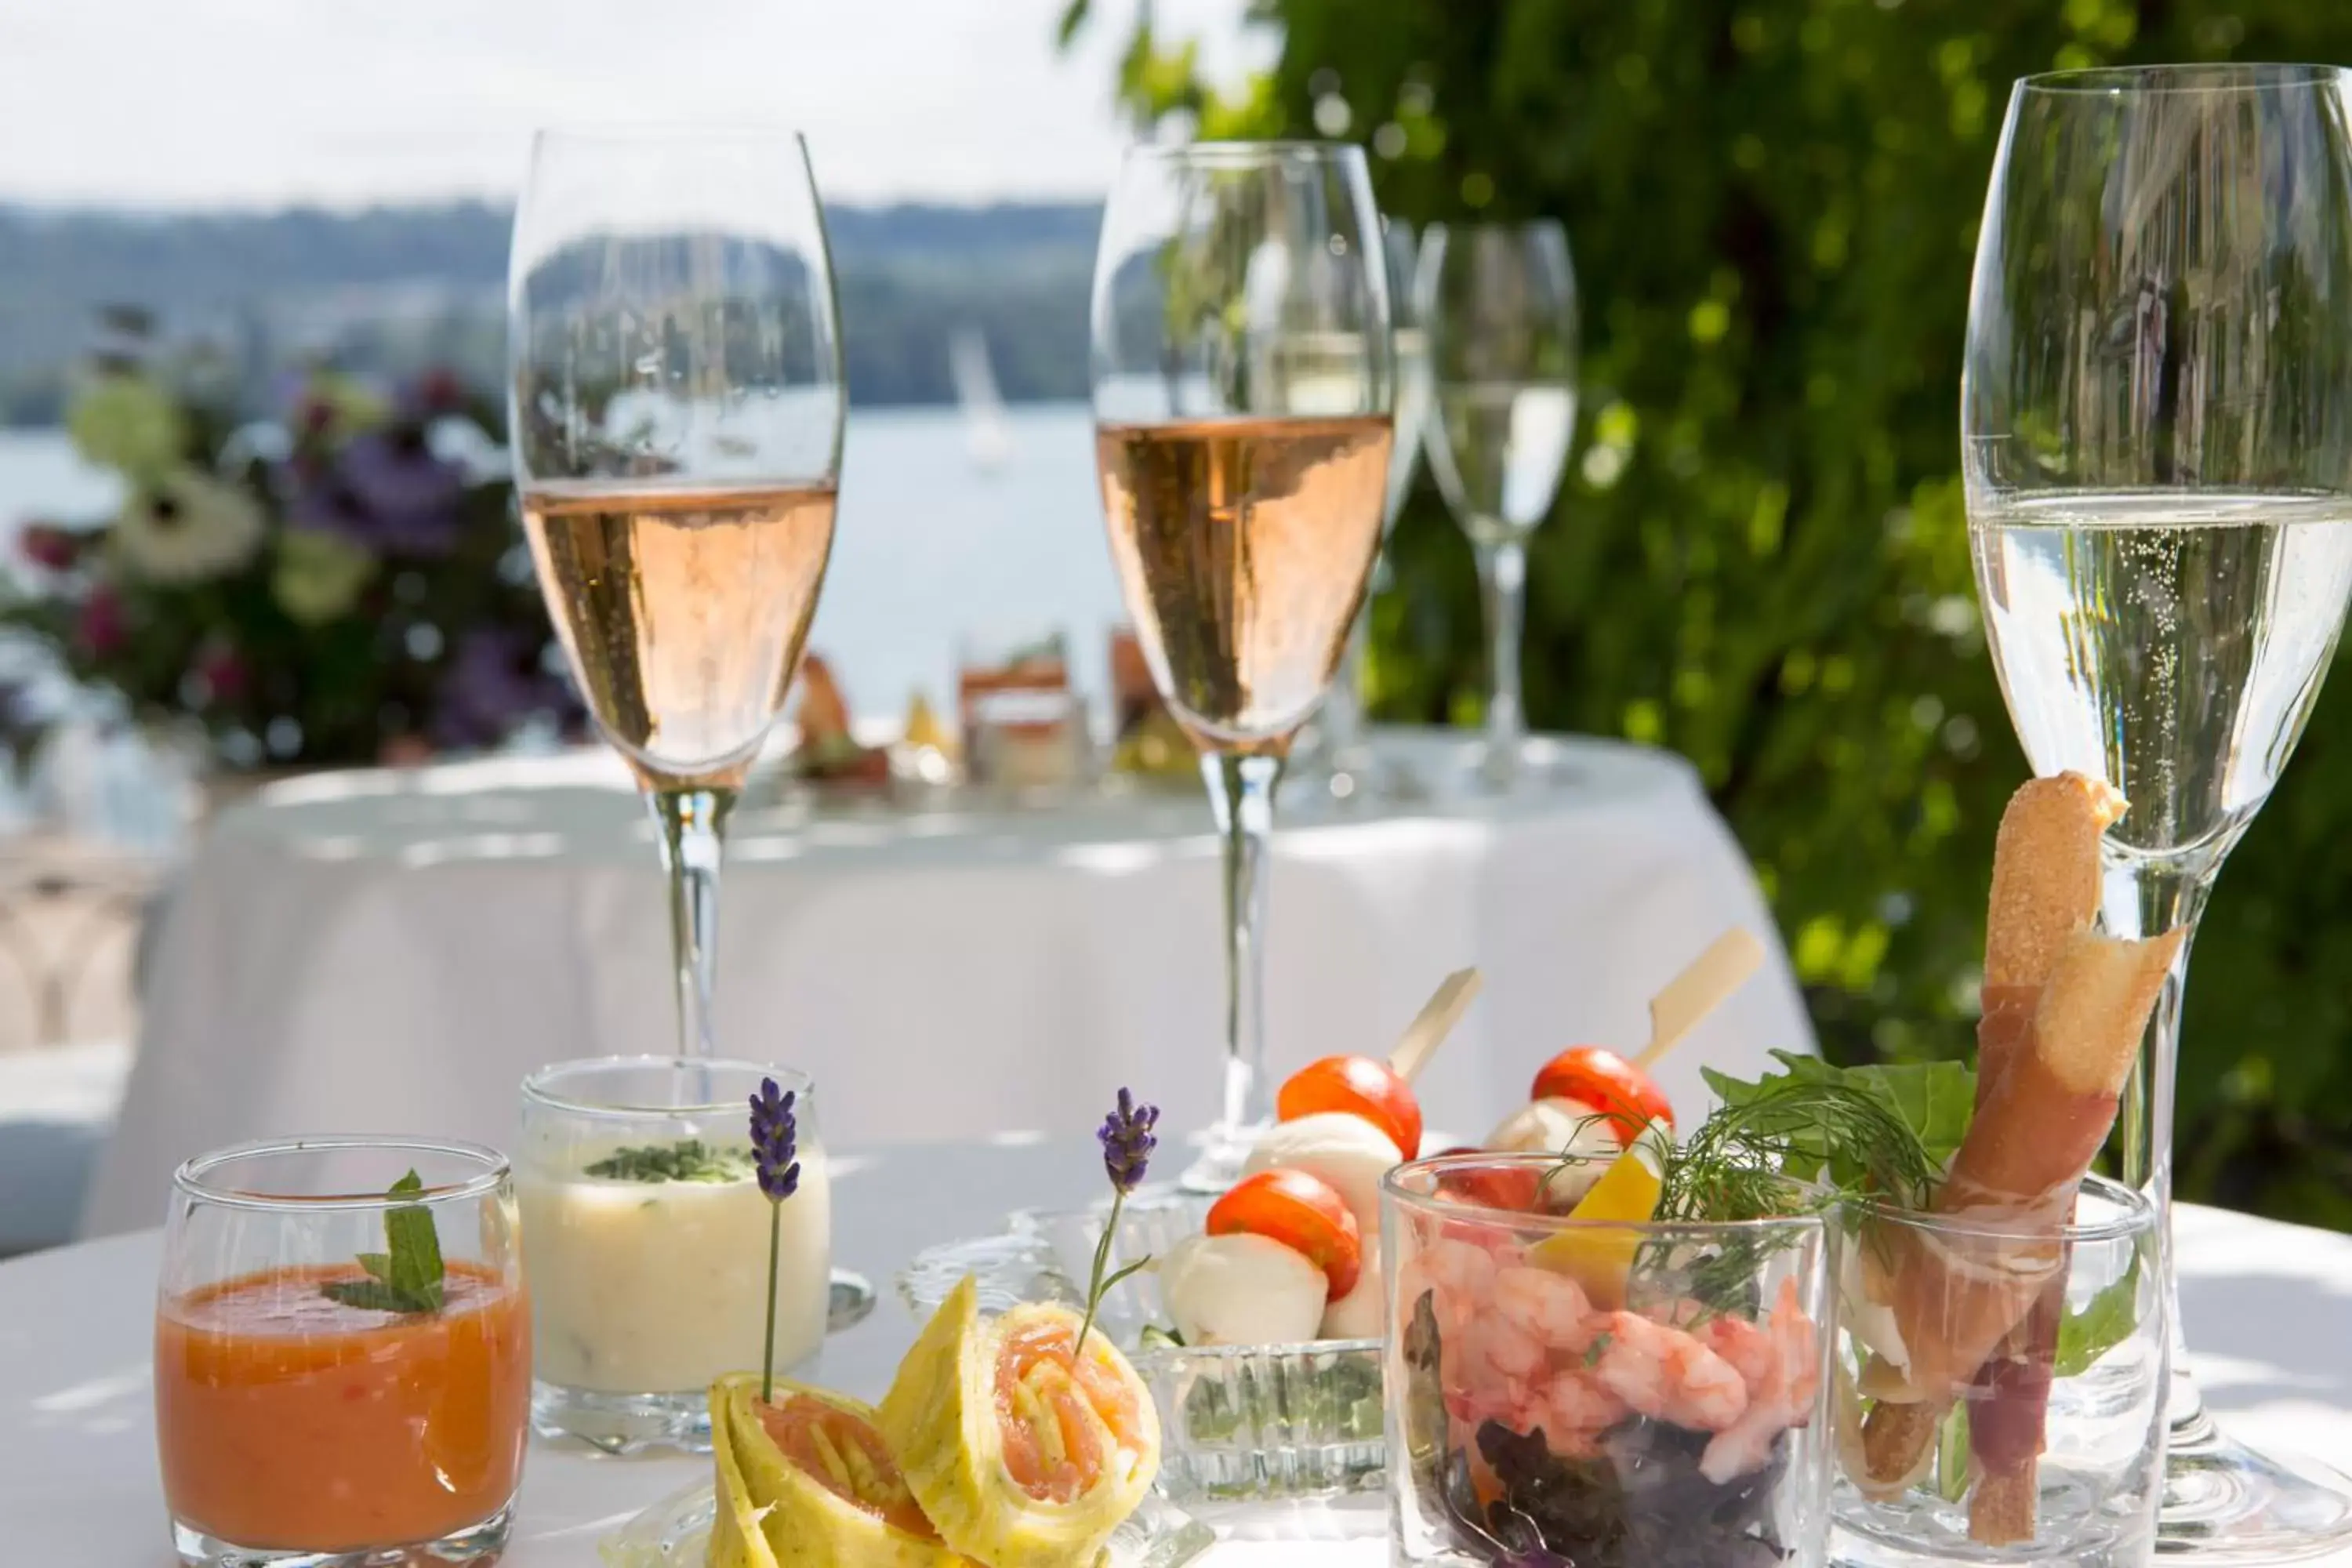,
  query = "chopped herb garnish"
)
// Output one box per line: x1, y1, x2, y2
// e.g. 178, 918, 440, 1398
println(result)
321, 1169, 445, 1314
584, 1139, 754, 1184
